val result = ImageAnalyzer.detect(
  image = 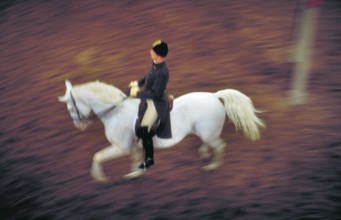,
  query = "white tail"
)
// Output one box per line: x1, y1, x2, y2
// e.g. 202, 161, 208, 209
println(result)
215, 89, 265, 140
